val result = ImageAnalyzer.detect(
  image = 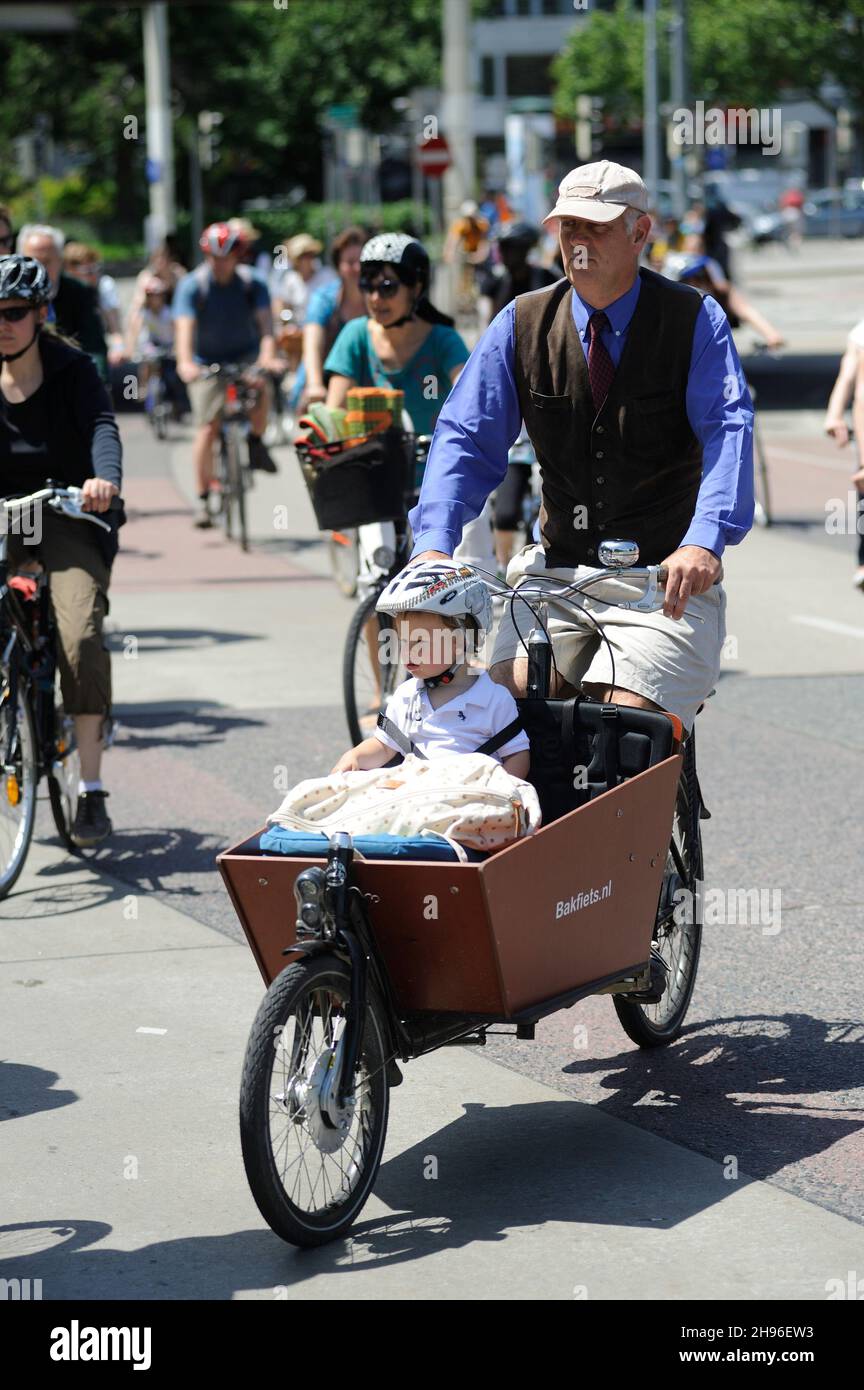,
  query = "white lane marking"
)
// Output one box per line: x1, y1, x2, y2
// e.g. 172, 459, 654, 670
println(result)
790, 615, 864, 640
136, 1027, 167, 1035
